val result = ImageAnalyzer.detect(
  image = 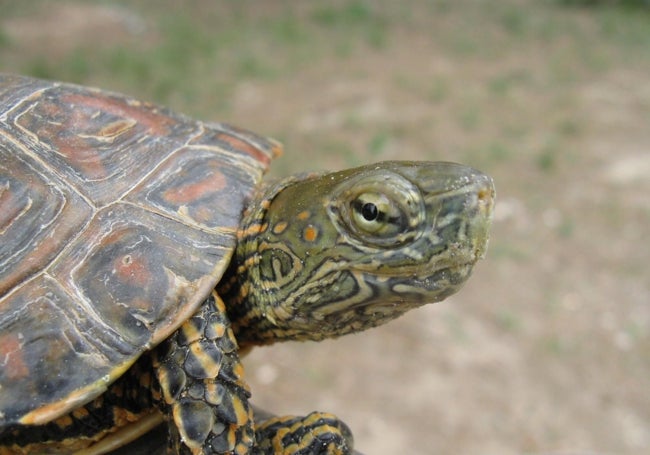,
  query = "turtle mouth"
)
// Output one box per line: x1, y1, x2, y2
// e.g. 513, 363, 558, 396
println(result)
349, 228, 489, 279
354, 257, 479, 279
351, 172, 494, 280
346, 209, 491, 306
